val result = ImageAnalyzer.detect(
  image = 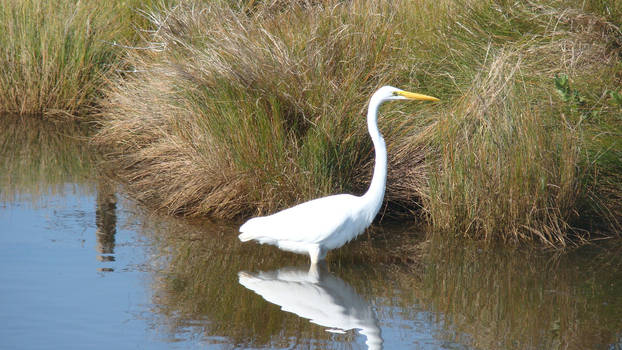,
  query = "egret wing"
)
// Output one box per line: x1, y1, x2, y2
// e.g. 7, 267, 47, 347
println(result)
239, 194, 358, 244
